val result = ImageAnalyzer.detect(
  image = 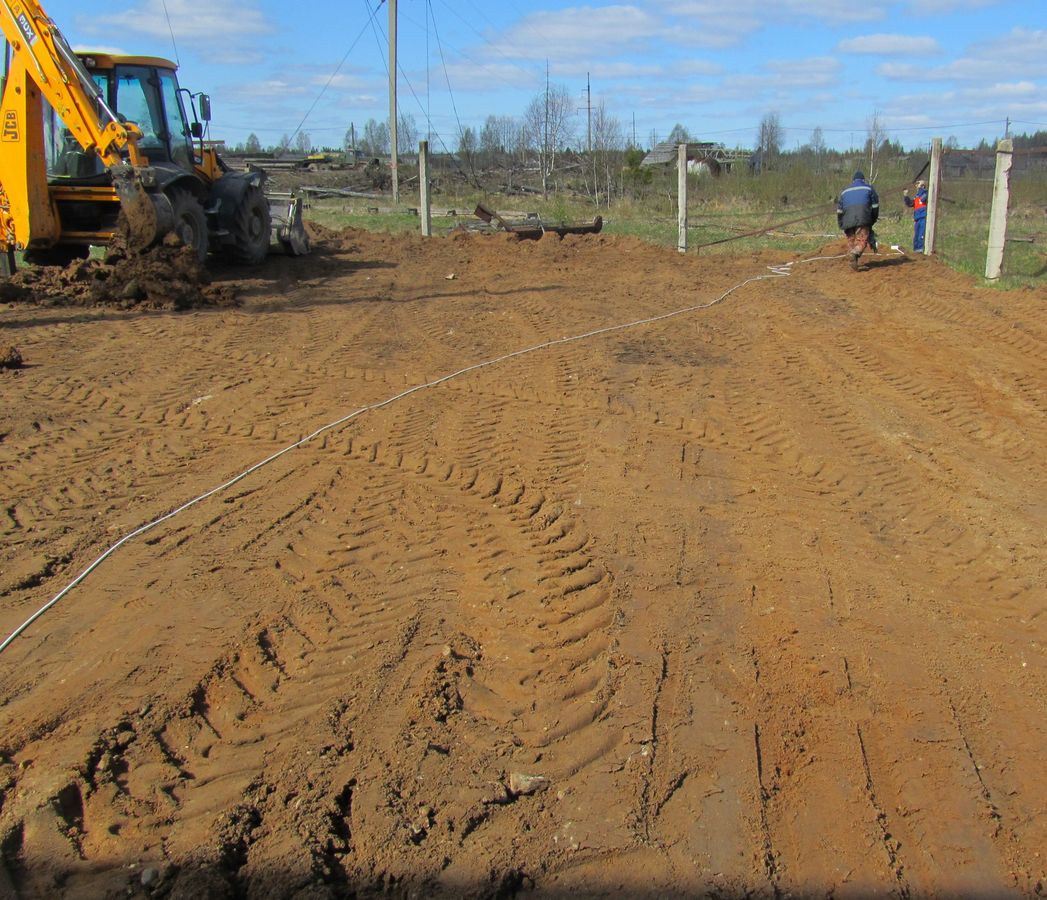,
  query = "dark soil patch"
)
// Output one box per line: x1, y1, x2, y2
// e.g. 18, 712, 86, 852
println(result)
5, 241, 237, 310
0, 345, 23, 369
